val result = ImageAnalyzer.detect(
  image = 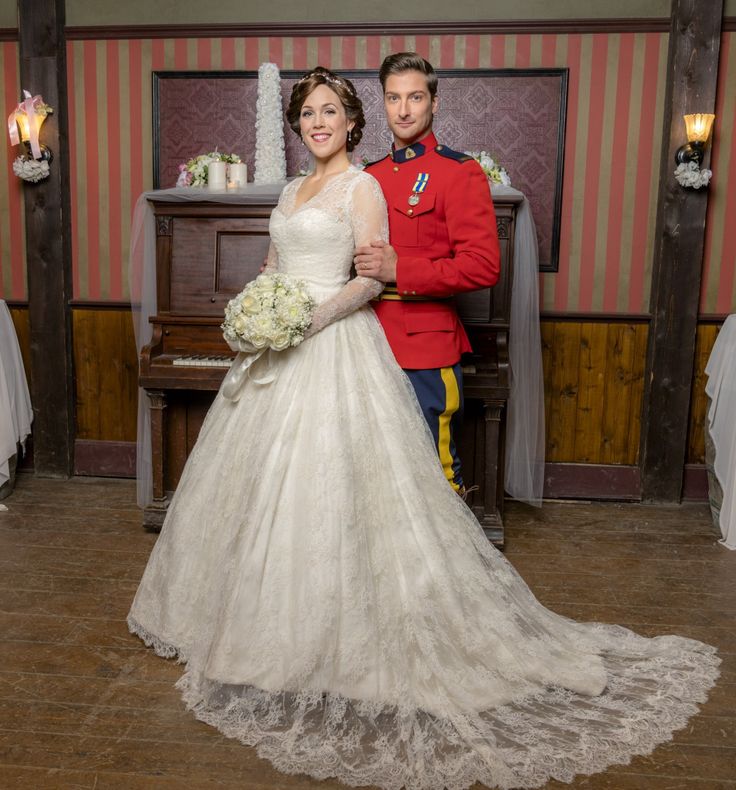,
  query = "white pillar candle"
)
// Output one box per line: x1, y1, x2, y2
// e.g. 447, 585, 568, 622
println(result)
207, 161, 227, 189
228, 162, 248, 188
